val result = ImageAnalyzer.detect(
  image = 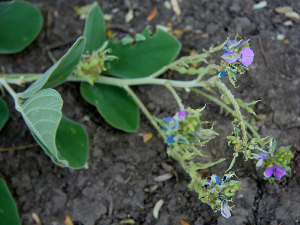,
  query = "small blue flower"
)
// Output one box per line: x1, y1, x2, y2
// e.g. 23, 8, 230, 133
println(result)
211, 174, 222, 184
166, 135, 176, 143
218, 71, 228, 78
